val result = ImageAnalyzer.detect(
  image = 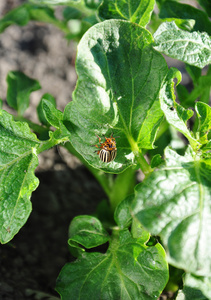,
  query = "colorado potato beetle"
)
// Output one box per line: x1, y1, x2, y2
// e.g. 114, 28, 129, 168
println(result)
93, 134, 118, 163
